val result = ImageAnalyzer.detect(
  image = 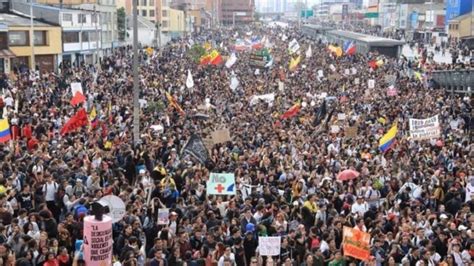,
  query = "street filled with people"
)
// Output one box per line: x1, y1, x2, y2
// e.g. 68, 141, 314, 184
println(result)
0, 23, 472, 266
